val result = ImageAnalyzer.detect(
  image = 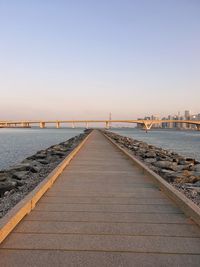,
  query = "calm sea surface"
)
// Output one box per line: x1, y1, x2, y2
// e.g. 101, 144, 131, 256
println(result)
0, 128, 200, 170
0, 128, 83, 170
112, 128, 200, 162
